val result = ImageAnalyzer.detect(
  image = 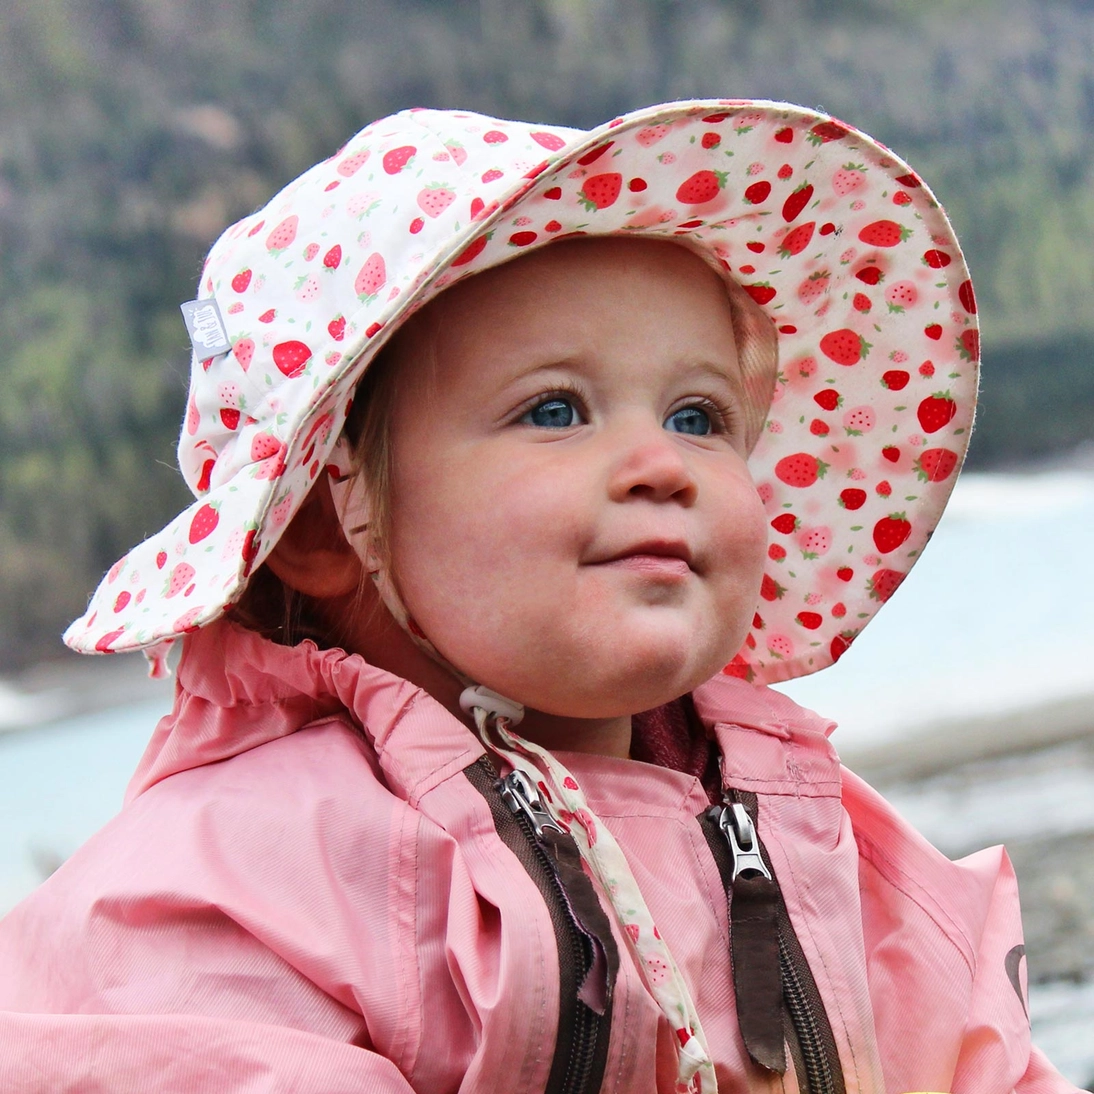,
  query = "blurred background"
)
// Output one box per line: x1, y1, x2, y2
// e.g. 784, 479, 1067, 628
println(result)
0, 0, 1092, 1082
